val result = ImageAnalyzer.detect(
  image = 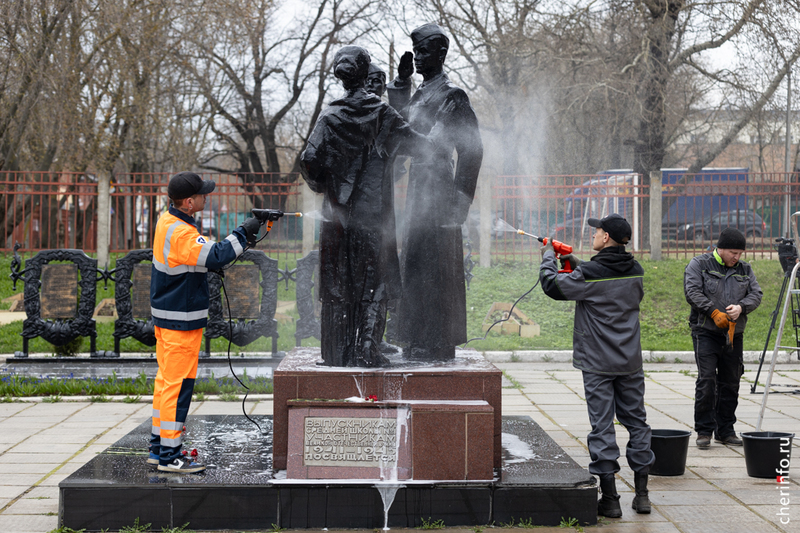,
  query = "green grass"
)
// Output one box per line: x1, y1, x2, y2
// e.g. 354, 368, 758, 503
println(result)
0, 370, 273, 397
463, 258, 785, 352
0, 252, 788, 355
